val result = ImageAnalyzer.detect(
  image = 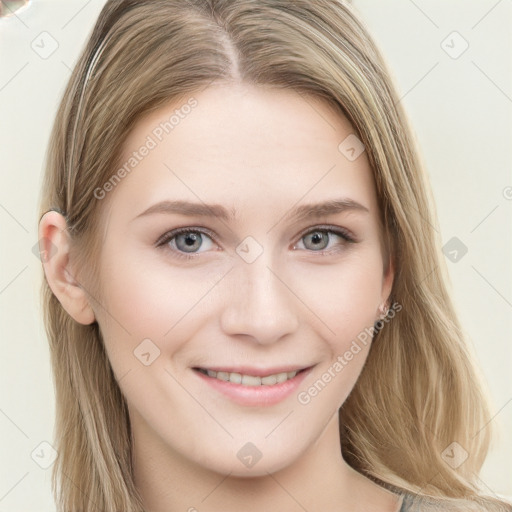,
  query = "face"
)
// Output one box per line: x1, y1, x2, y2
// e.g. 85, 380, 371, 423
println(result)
83, 83, 393, 477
